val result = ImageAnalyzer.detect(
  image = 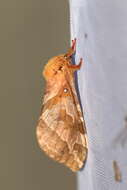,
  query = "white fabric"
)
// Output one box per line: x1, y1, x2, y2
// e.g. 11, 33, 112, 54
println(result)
69, 0, 127, 189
